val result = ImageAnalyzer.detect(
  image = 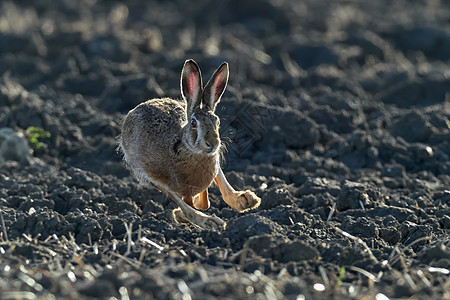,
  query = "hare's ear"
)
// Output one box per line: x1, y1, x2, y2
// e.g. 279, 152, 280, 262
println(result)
181, 59, 203, 114
203, 62, 229, 111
